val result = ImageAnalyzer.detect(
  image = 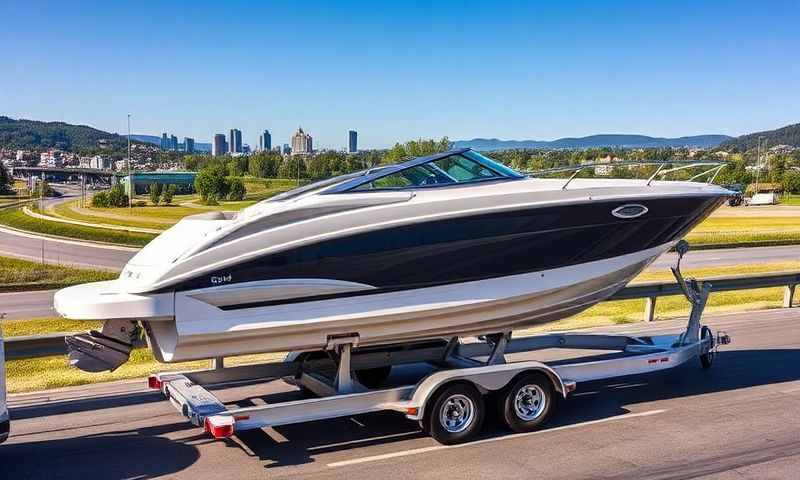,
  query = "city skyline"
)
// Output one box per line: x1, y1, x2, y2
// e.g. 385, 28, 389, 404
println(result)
2, 1, 799, 148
